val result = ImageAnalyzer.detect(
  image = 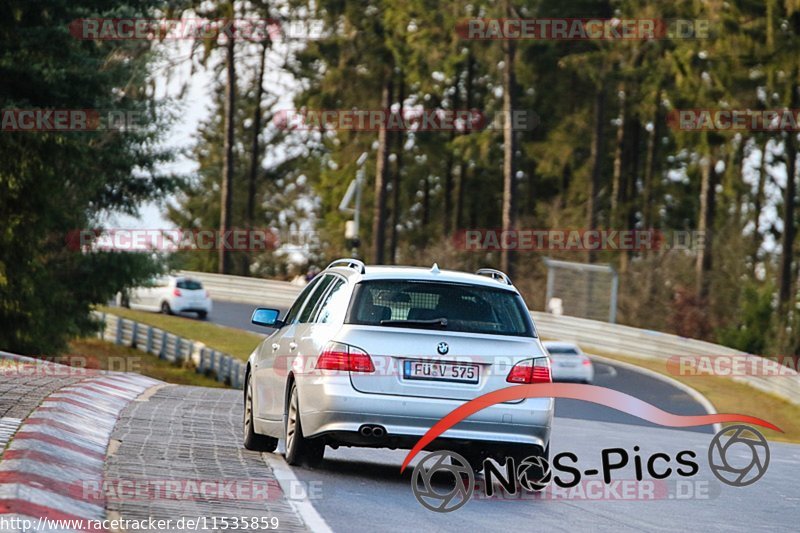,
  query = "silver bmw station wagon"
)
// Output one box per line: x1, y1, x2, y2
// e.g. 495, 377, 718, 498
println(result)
244, 259, 553, 468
